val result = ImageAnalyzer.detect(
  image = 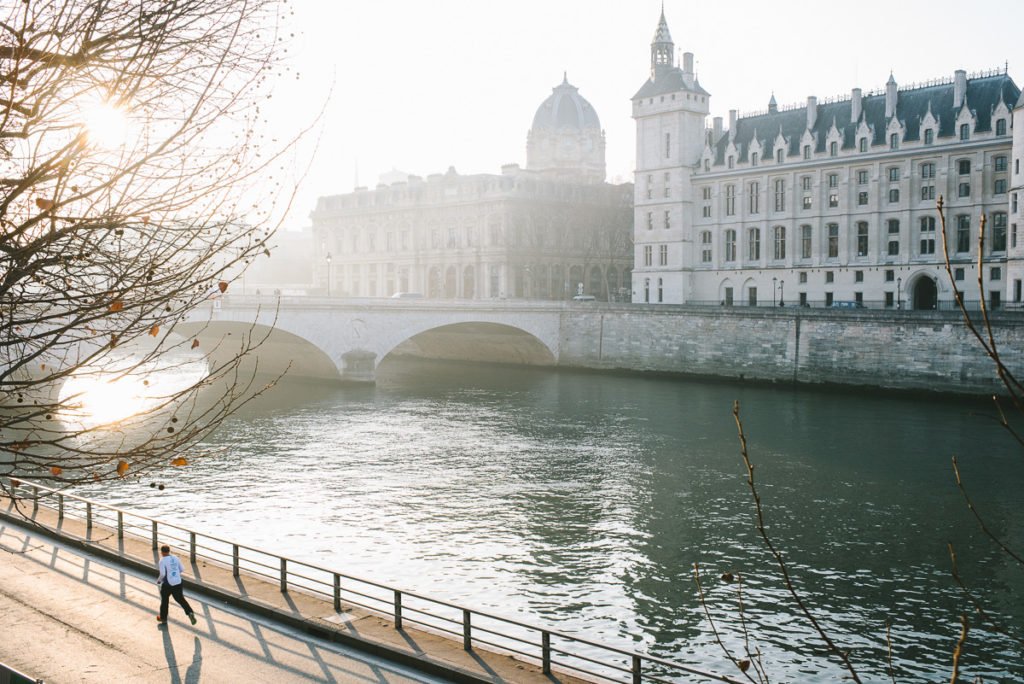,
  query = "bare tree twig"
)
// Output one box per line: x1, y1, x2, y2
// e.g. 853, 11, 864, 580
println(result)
732, 400, 862, 683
